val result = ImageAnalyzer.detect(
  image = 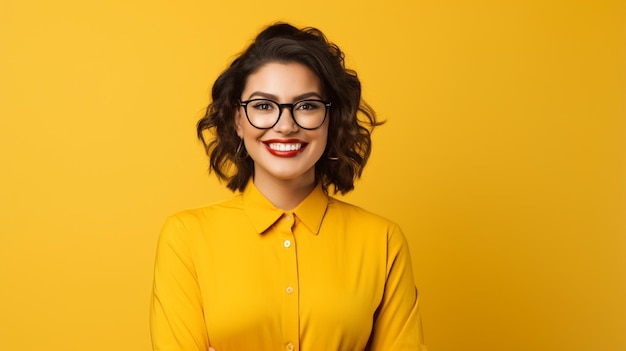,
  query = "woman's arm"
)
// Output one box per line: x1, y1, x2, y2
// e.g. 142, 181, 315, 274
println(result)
367, 225, 427, 351
150, 216, 209, 351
